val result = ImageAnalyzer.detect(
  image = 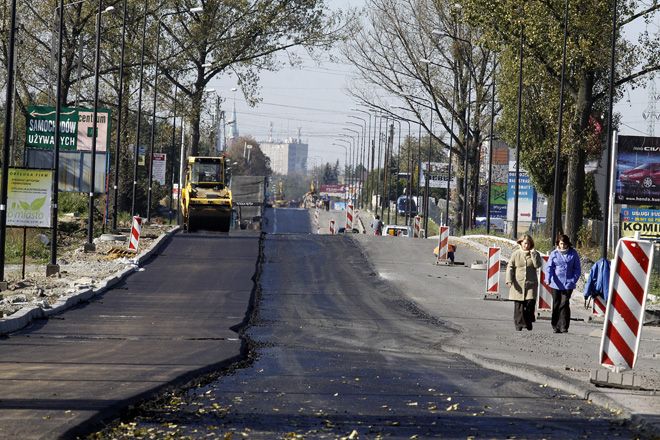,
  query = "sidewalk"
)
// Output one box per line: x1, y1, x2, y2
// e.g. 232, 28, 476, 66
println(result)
350, 231, 660, 438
